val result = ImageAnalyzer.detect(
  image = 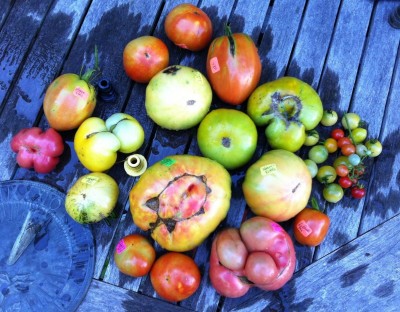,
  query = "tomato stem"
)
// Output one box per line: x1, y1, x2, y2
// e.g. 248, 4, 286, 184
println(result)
80, 45, 101, 83
224, 23, 236, 57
